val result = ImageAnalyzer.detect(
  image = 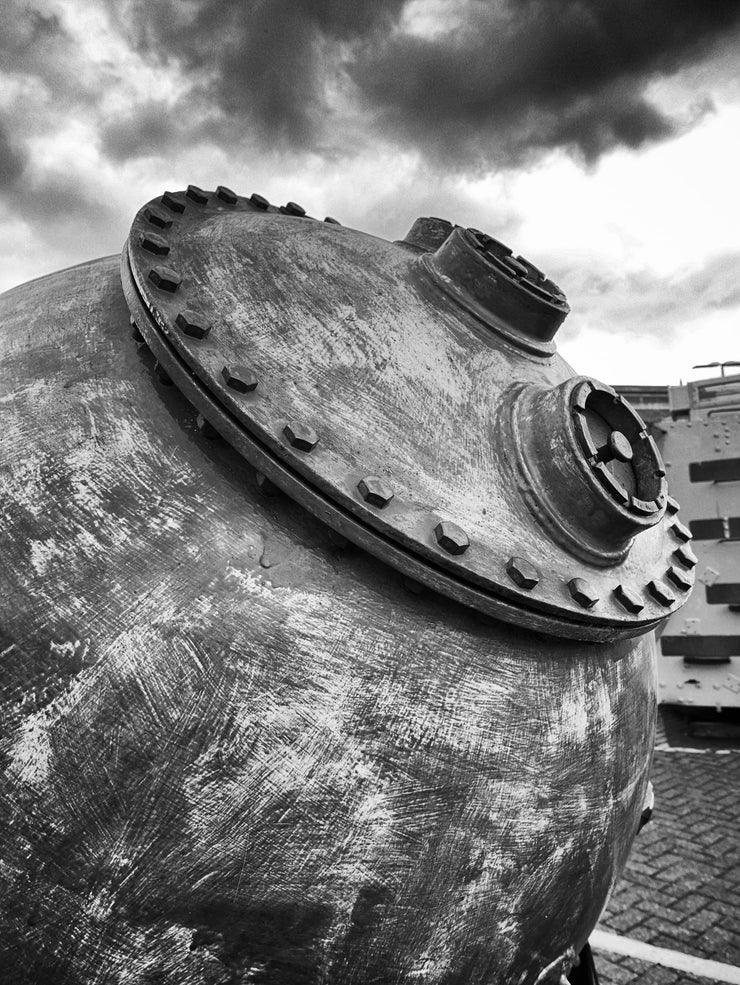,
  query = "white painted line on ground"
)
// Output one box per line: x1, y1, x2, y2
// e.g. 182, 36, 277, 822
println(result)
591, 930, 740, 984
654, 744, 740, 754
